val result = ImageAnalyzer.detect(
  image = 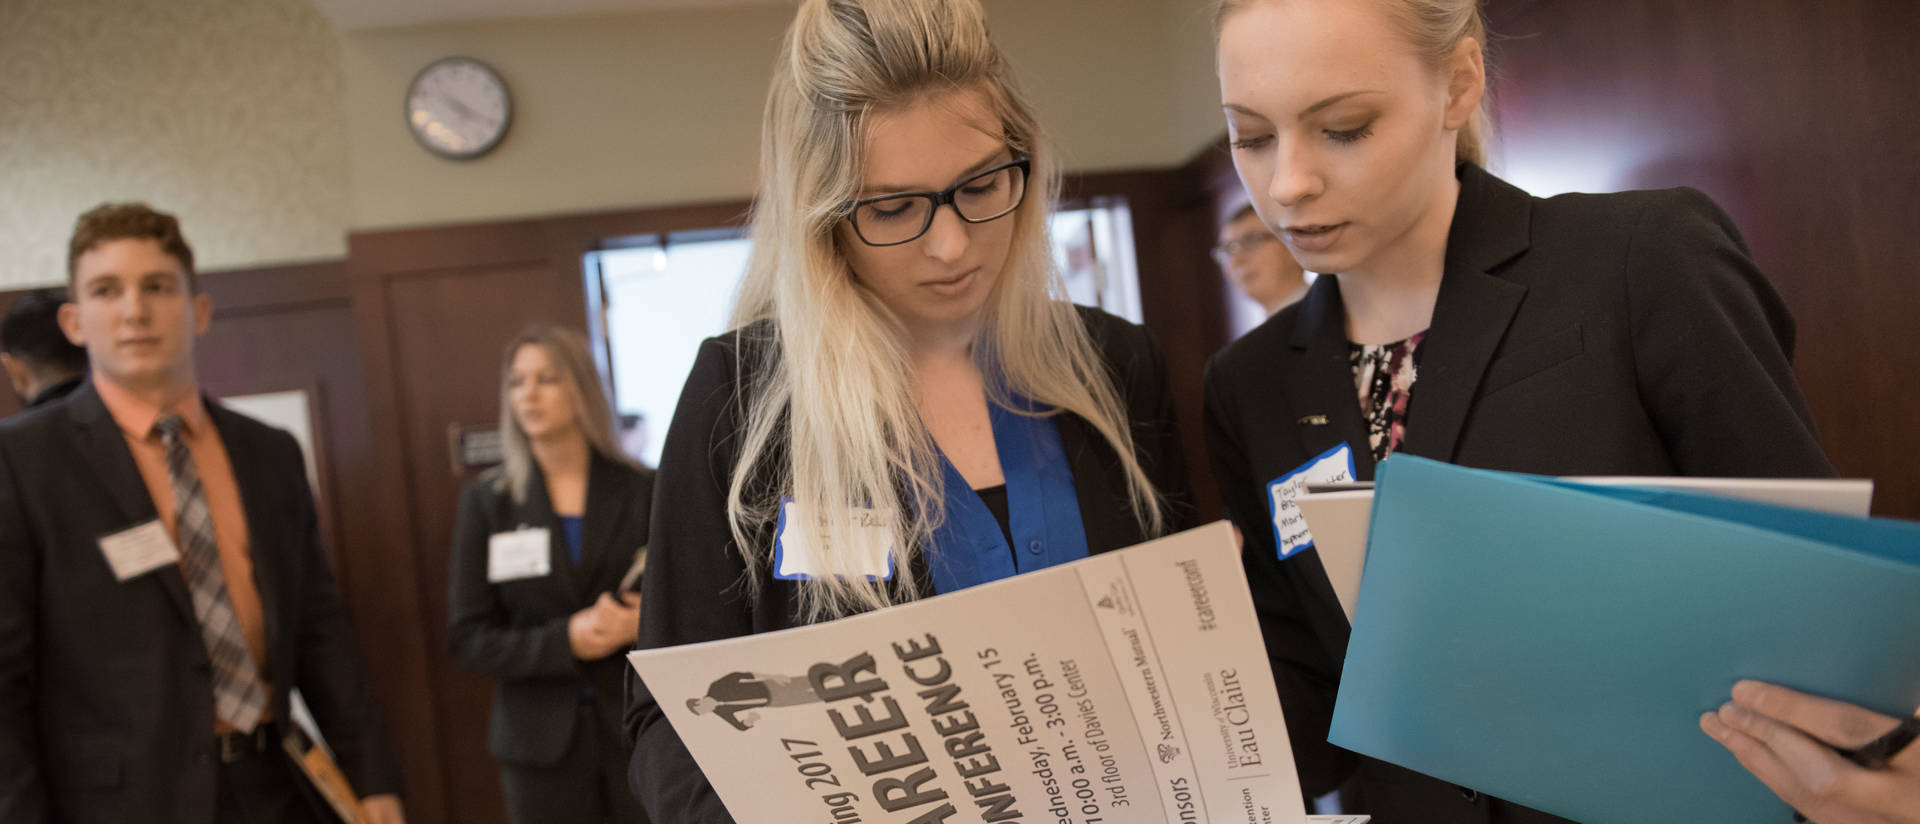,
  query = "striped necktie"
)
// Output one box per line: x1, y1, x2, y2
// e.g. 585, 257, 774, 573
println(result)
154, 413, 268, 732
